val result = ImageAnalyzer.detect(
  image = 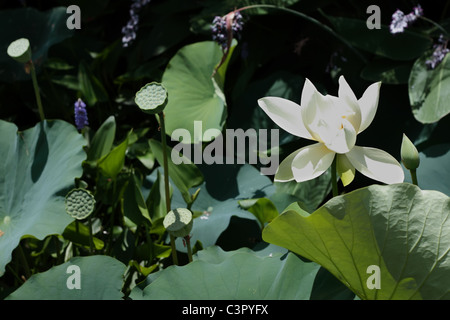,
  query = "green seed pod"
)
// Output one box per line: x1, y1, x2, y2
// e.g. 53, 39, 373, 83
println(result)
134, 82, 168, 114
401, 133, 420, 170
163, 208, 193, 238
65, 188, 96, 220
7, 38, 32, 63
